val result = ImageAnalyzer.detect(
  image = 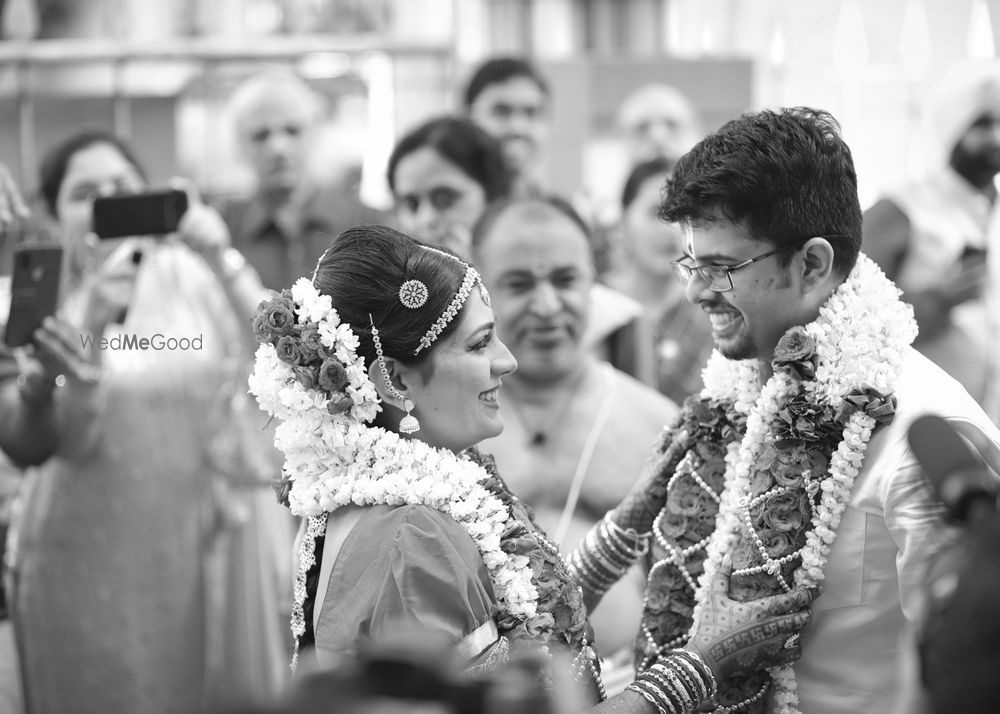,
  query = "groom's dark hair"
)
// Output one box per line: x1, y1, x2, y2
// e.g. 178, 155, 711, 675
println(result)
660, 107, 862, 277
